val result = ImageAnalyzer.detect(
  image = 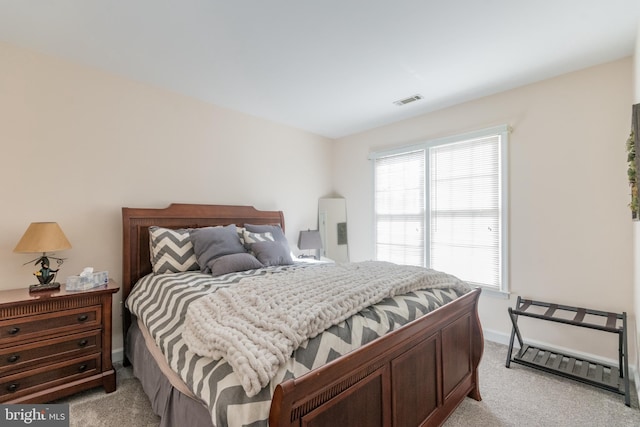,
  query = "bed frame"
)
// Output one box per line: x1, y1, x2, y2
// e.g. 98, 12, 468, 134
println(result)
122, 203, 484, 427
